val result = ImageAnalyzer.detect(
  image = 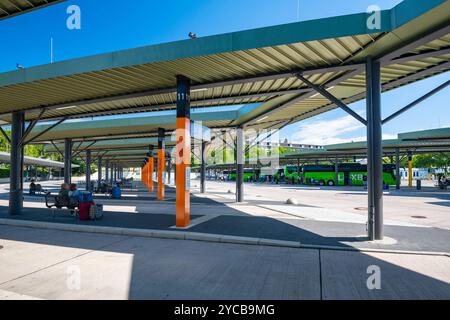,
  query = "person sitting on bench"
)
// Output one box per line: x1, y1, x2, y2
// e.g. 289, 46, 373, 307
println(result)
29, 180, 37, 195
69, 183, 81, 198
55, 183, 70, 208
45, 183, 79, 211
29, 179, 44, 195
